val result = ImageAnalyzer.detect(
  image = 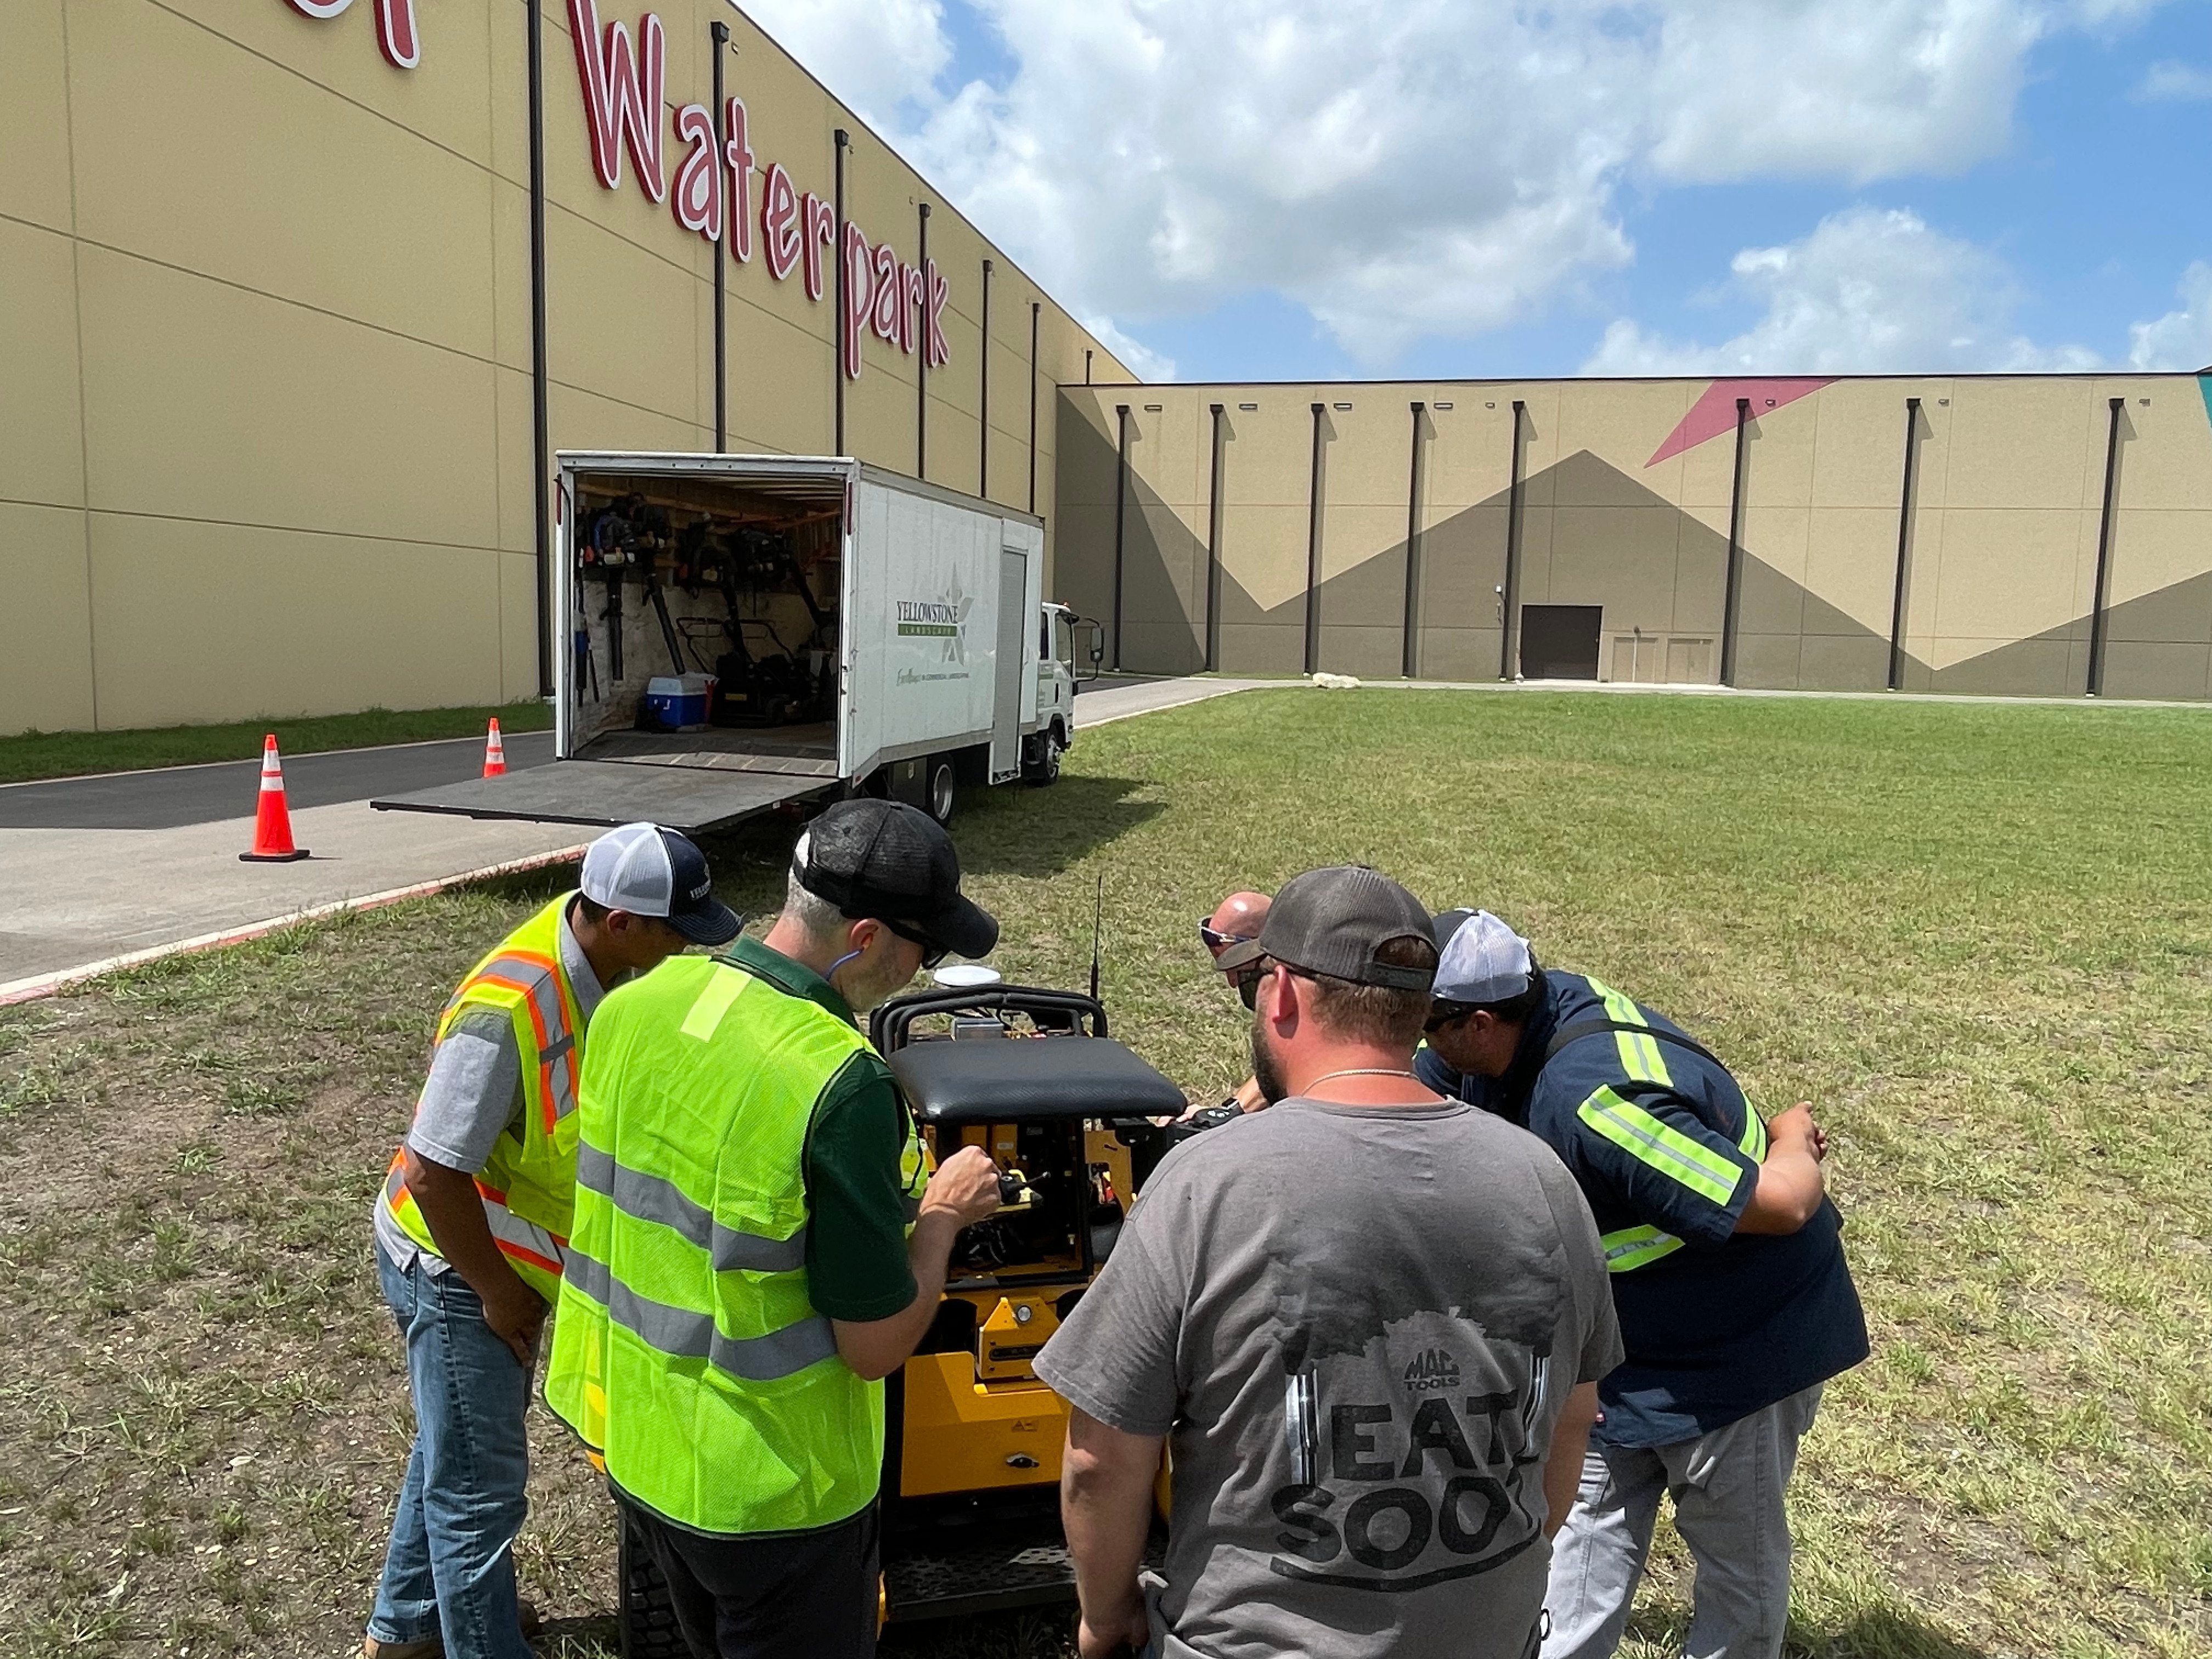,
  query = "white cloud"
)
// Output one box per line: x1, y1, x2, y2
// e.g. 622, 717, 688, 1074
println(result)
1081, 315, 1178, 382
747, 0, 2170, 368
738, 0, 950, 125
1582, 206, 2102, 375
2128, 263, 2212, 370
2131, 59, 2212, 101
